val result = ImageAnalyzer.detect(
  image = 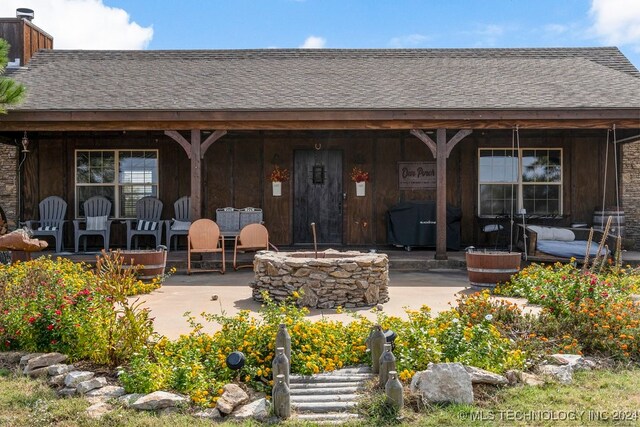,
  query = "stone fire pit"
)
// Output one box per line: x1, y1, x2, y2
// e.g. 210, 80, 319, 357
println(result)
251, 249, 389, 309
